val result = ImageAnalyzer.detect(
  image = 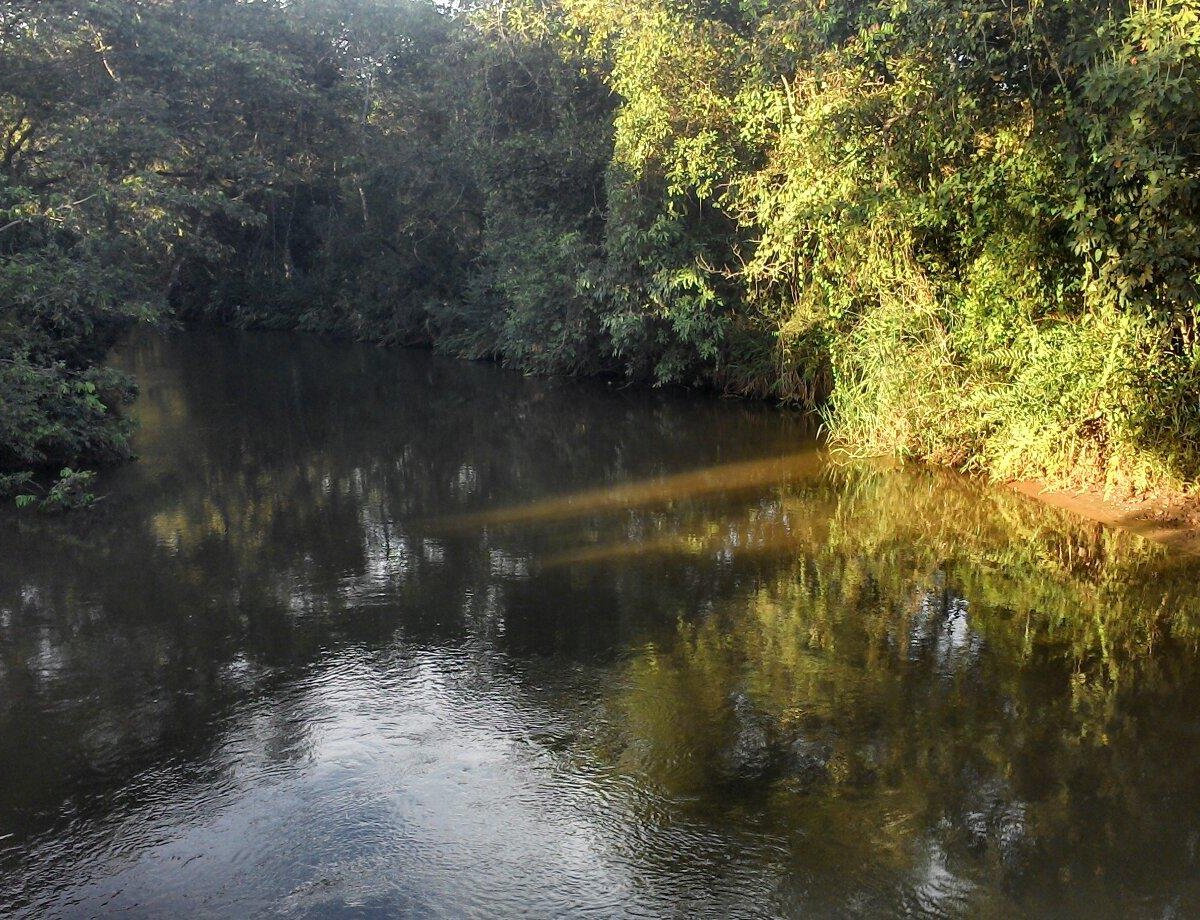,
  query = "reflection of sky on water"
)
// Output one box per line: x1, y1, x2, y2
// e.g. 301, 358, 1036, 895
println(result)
10, 644, 788, 918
